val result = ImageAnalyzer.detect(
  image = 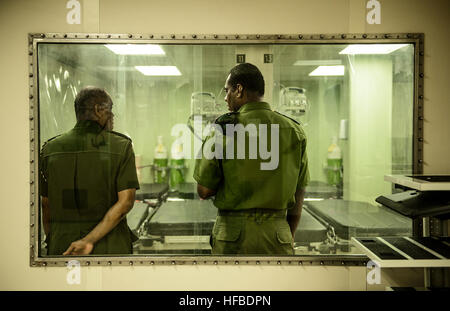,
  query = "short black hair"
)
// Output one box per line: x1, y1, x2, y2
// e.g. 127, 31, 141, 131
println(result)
74, 86, 112, 120
227, 63, 265, 96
